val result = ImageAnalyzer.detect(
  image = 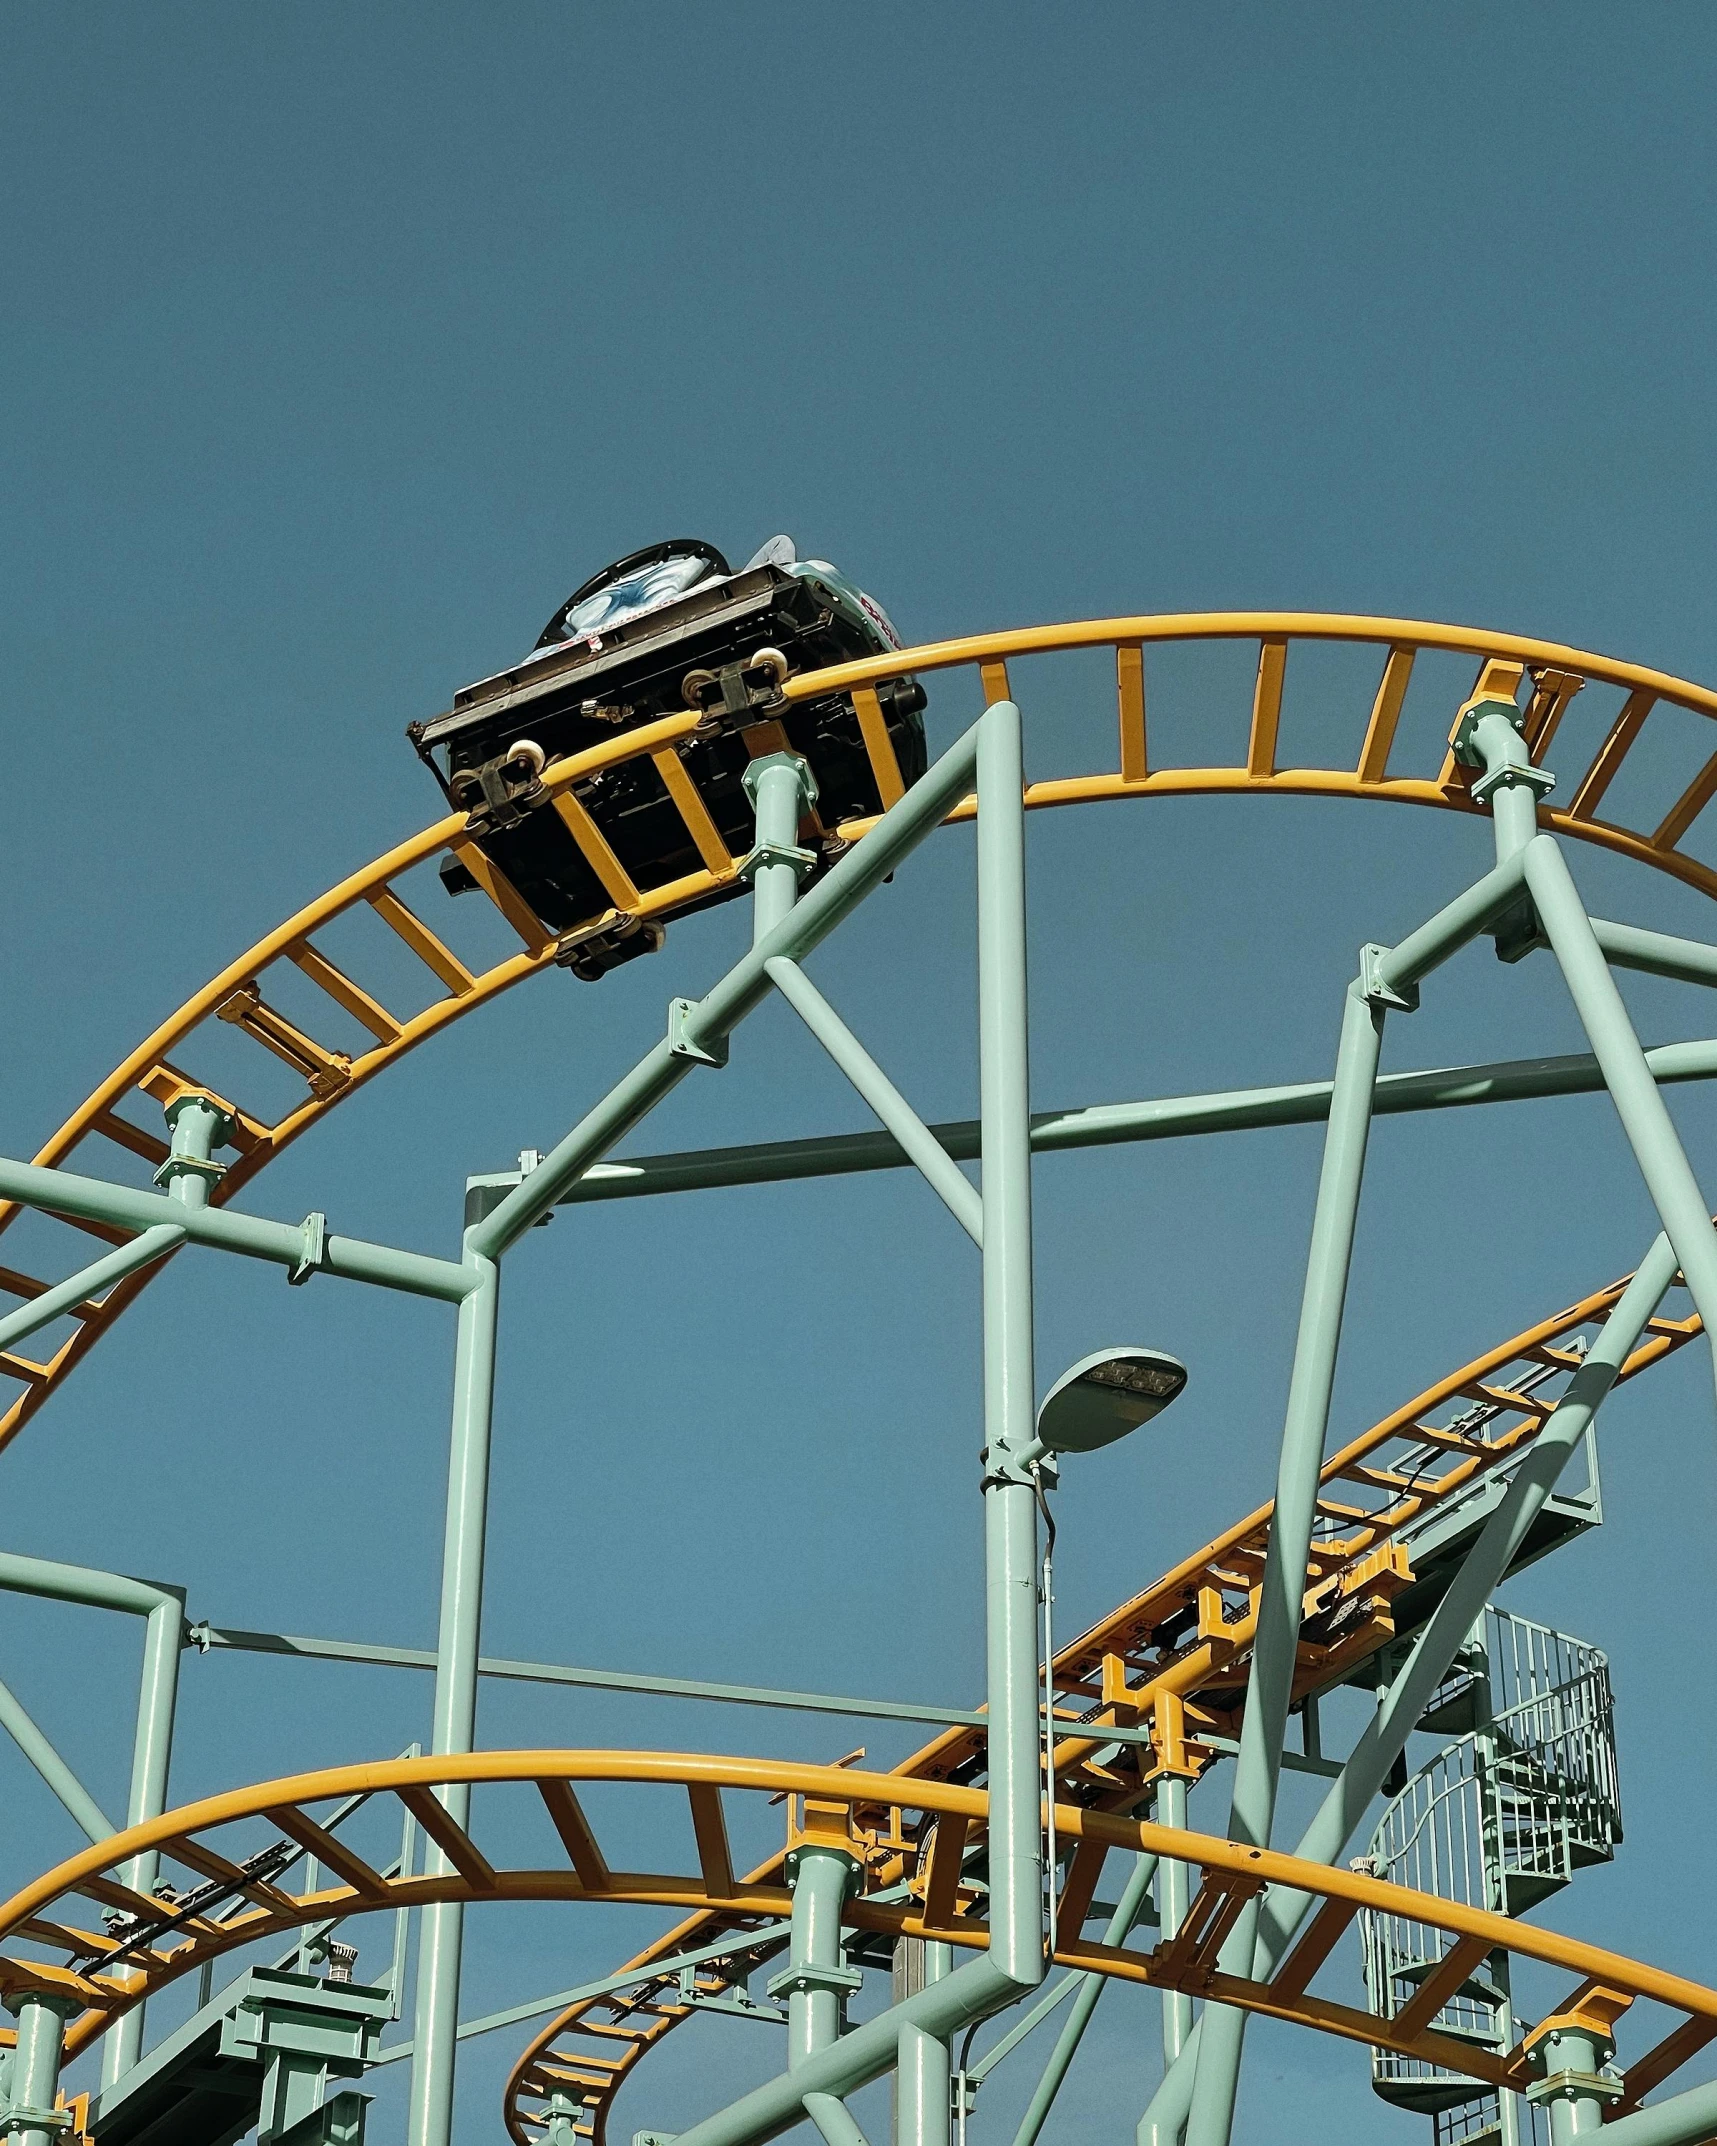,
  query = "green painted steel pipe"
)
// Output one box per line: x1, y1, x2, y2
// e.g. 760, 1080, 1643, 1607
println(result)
747, 754, 815, 945
0, 1224, 185, 1357
783, 1847, 861, 2069
1538, 2025, 1611, 2143
765, 956, 983, 1245
1185, 978, 1385, 2146
1011, 1850, 1157, 2146
0, 1153, 471, 1302
4, 1992, 78, 2146
804, 2092, 872, 2146
974, 701, 1045, 1997
0, 1550, 186, 2089
897, 1942, 952, 2146
470, 718, 985, 1260
532, 1036, 1717, 1210
1592, 917, 1717, 991
1469, 707, 1547, 863
0, 1670, 114, 1842
1156, 1774, 1192, 2066
407, 1244, 500, 2146
1137, 1233, 1676, 2146
111, 1597, 184, 2086
1526, 837, 1717, 1393
1373, 852, 1528, 997
1583, 2077, 1717, 2146
667, 708, 1044, 2146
